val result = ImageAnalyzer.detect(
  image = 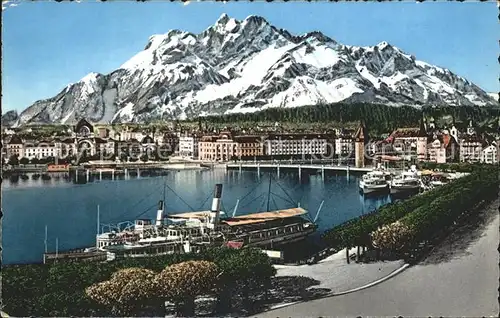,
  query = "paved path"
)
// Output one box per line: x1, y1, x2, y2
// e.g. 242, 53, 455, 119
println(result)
274, 248, 404, 293
257, 200, 499, 317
